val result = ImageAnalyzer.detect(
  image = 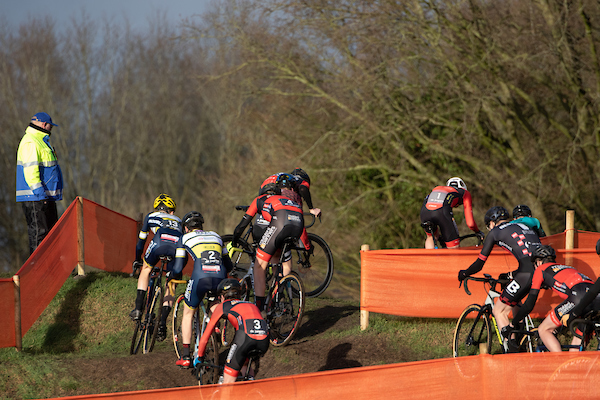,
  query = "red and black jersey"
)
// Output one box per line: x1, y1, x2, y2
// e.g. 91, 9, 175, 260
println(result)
198, 299, 268, 357
531, 263, 593, 298
423, 186, 478, 232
